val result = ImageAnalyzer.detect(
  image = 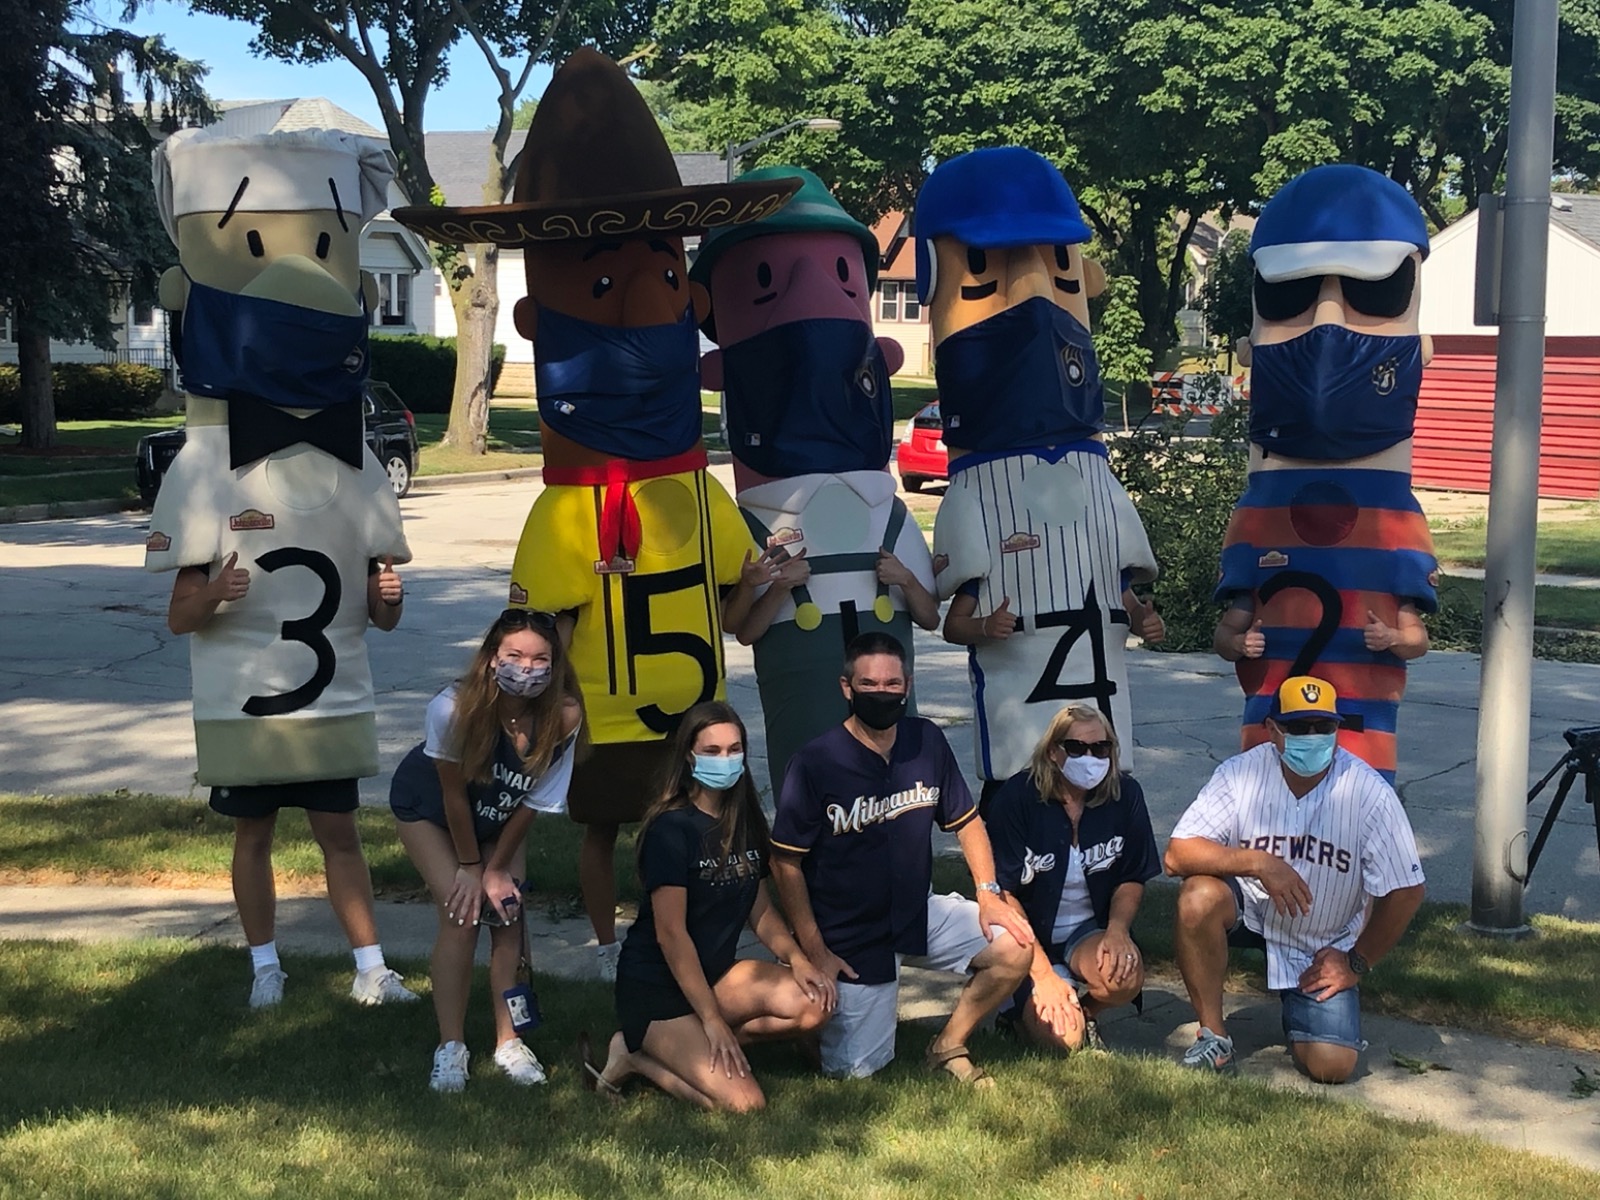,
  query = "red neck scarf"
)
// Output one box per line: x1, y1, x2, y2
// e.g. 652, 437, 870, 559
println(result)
541, 446, 709, 562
